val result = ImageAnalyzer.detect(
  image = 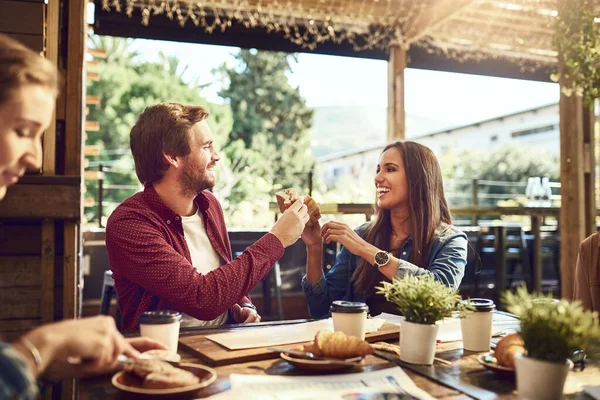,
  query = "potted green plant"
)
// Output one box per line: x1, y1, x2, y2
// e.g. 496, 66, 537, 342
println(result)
503, 287, 600, 400
376, 274, 468, 365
